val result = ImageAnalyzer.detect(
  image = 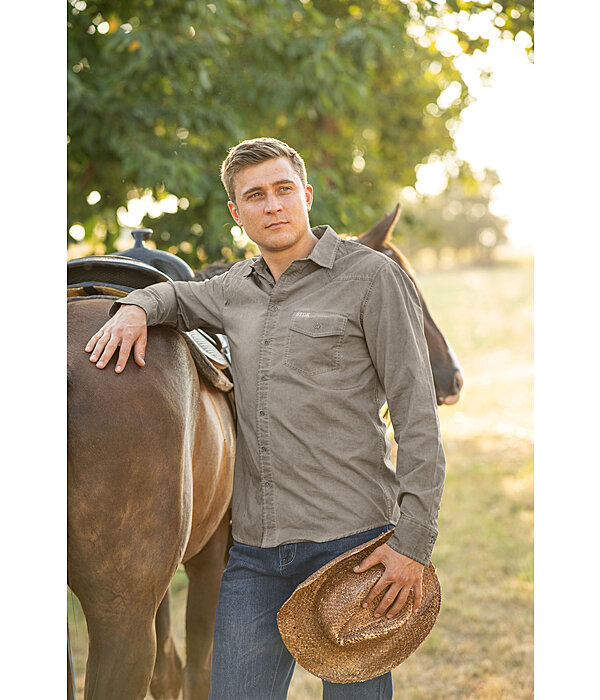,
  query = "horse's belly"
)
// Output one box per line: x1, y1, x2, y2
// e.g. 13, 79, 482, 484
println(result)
183, 386, 235, 561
